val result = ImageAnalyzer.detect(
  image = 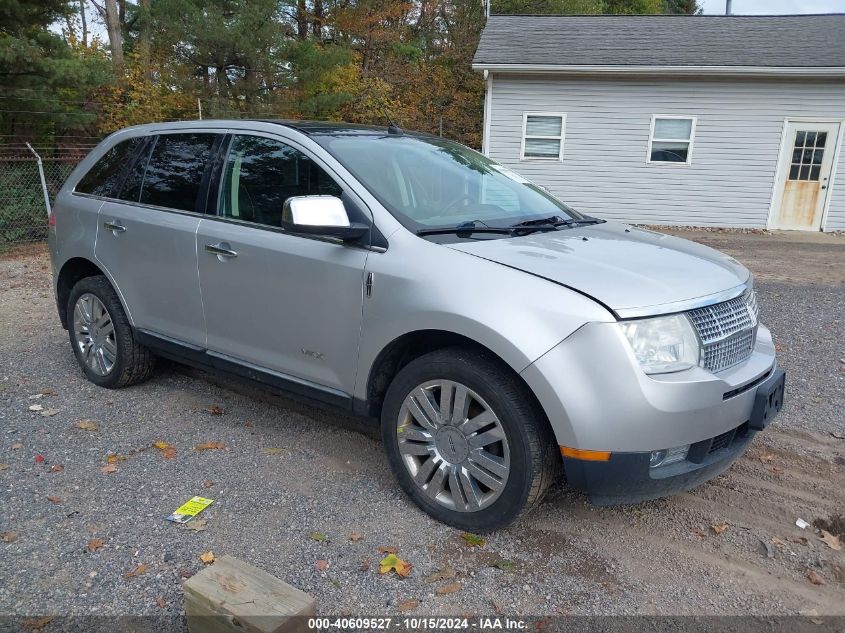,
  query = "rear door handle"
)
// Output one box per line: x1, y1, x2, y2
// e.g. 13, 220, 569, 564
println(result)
204, 243, 238, 258
103, 221, 126, 233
